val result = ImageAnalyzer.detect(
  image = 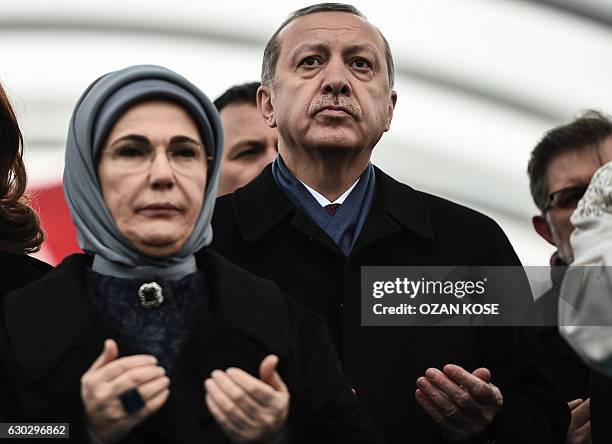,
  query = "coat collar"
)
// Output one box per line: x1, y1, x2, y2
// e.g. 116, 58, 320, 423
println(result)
3, 250, 290, 383
233, 164, 295, 242
232, 164, 434, 245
